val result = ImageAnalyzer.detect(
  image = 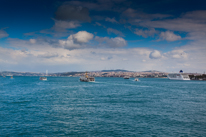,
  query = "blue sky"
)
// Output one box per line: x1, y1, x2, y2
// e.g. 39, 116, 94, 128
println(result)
0, 0, 206, 73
